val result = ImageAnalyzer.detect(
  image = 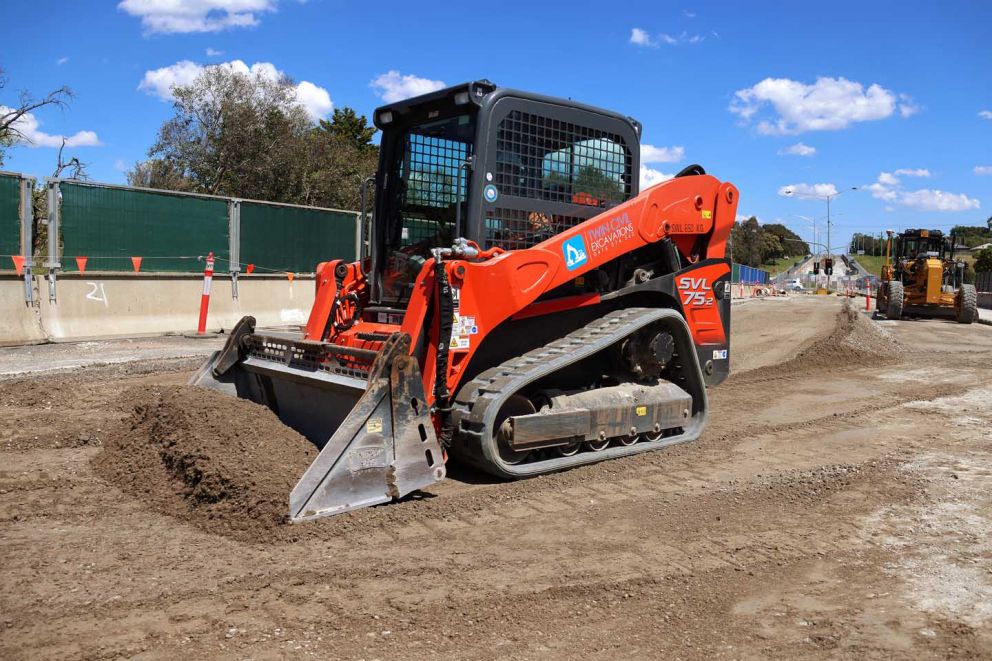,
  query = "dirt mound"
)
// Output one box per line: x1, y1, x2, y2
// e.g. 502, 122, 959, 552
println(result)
93, 385, 316, 541
733, 300, 900, 383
